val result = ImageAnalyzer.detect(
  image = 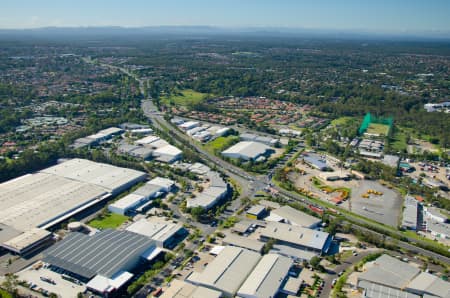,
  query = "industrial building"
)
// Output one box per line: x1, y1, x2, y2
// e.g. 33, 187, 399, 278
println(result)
221, 141, 275, 161
221, 232, 265, 253
153, 145, 183, 163
117, 143, 153, 160
186, 170, 228, 210
424, 207, 448, 223
186, 246, 261, 297
259, 222, 332, 255
109, 177, 174, 215
71, 127, 123, 149
43, 229, 160, 296
179, 121, 199, 130
237, 254, 293, 298
267, 205, 321, 229
160, 280, 222, 298
301, 153, 328, 171
401, 196, 422, 231
125, 218, 186, 249
357, 254, 450, 298
0, 159, 146, 254
246, 205, 267, 220
240, 133, 279, 147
